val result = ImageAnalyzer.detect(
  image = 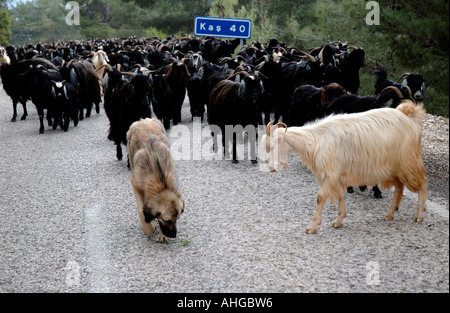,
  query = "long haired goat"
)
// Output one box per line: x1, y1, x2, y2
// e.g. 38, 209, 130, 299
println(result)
262, 100, 427, 234
127, 118, 184, 242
